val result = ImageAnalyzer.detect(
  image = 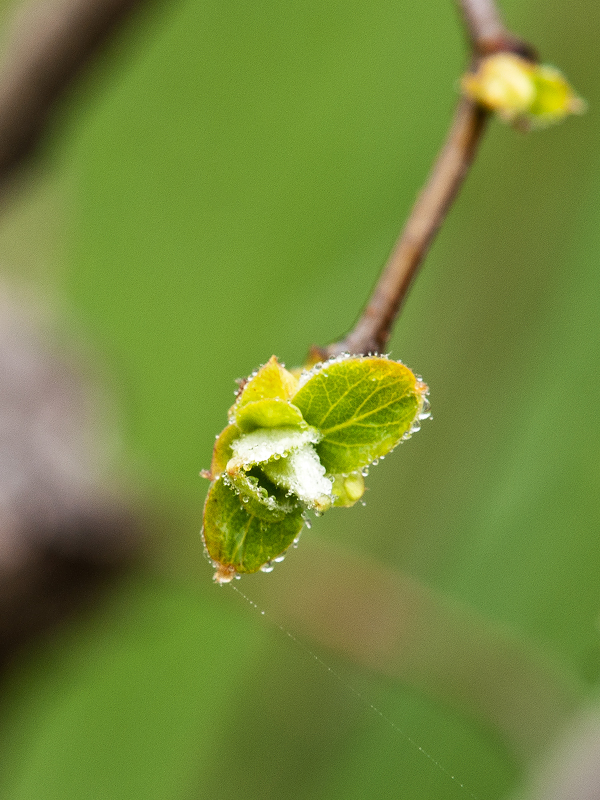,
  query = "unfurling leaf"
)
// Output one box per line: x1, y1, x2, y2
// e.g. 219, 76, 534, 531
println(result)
294, 357, 426, 474
202, 355, 429, 582
203, 477, 304, 582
